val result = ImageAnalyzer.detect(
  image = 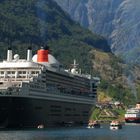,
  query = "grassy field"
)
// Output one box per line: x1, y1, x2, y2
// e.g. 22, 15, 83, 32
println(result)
90, 105, 126, 122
